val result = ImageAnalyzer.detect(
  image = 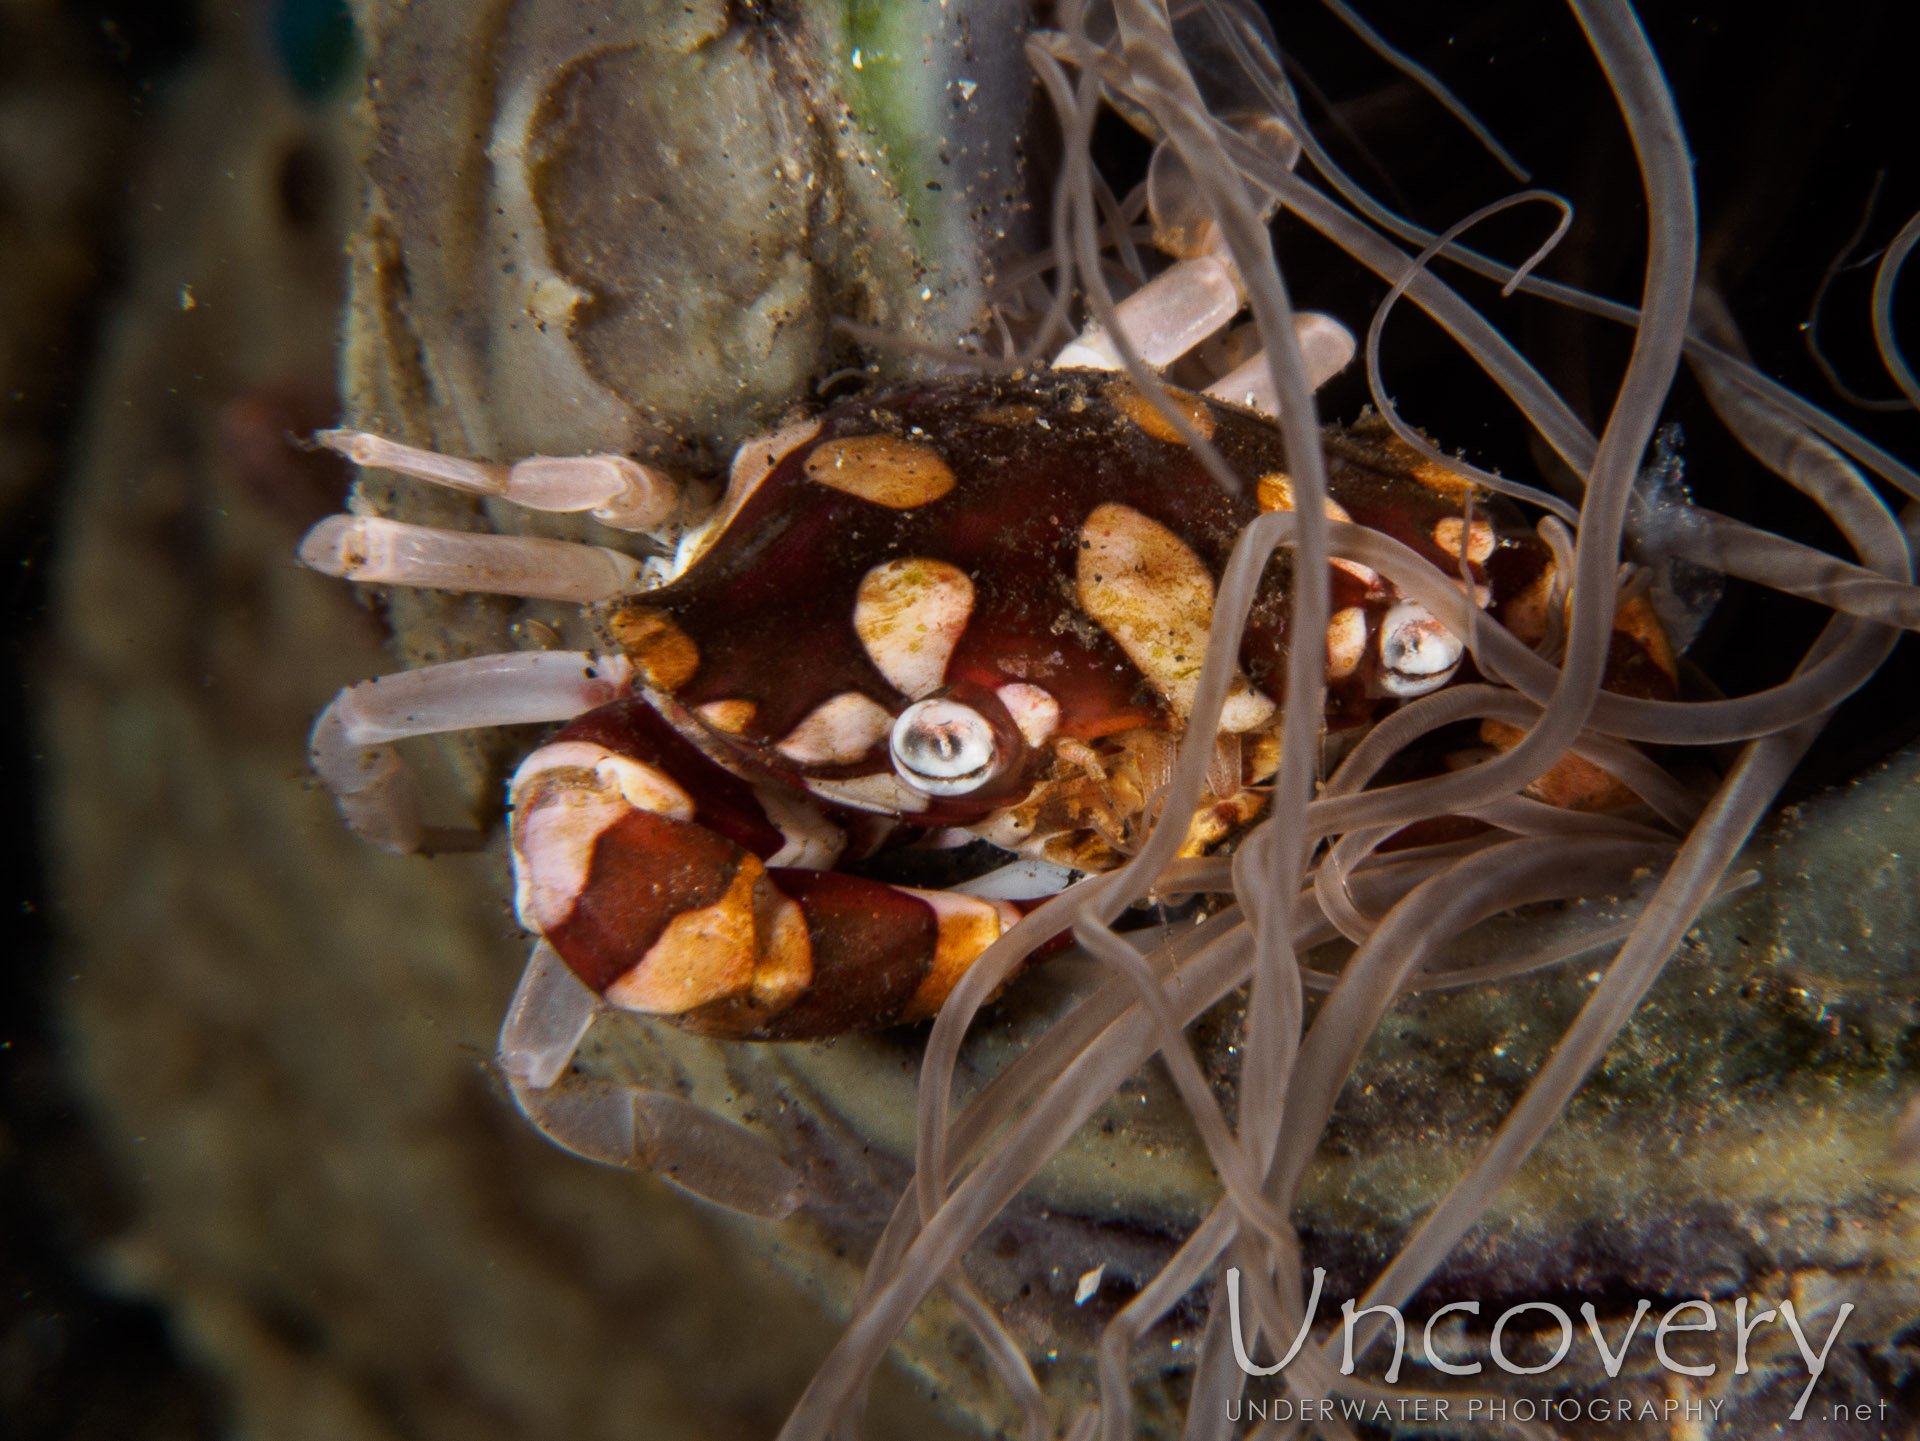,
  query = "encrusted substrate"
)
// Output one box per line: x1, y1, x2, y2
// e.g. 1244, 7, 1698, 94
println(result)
43, 1, 1920, 1437
570, 744, 1920, 1429
40, 7, 968, 1439
1306, 744, 1920, 1316
336, 0, 1031, 818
